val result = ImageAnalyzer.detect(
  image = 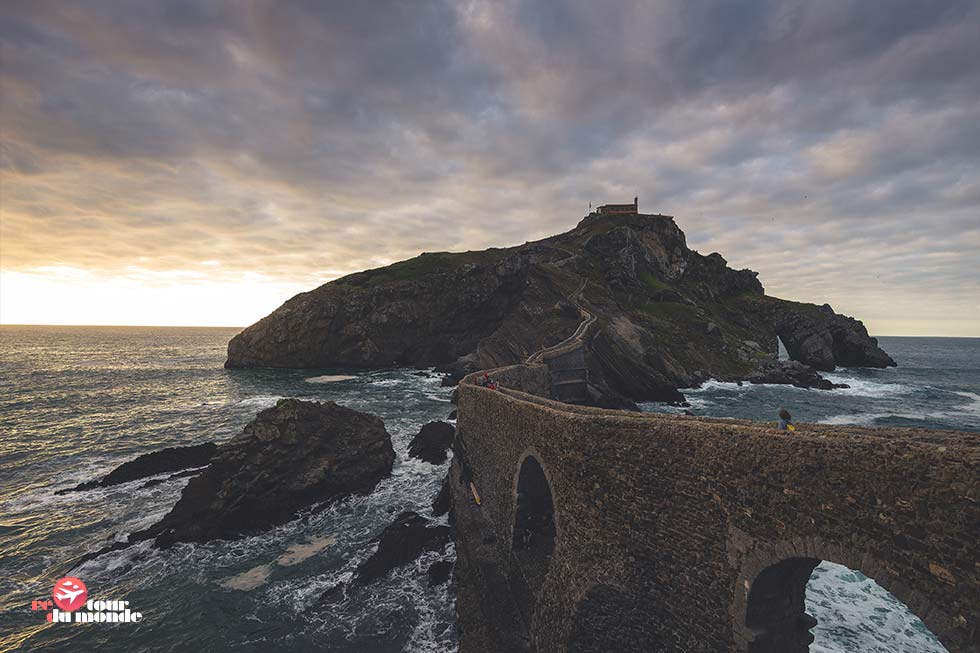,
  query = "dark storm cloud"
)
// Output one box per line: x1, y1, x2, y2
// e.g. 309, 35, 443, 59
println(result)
1, 0, 978, 332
